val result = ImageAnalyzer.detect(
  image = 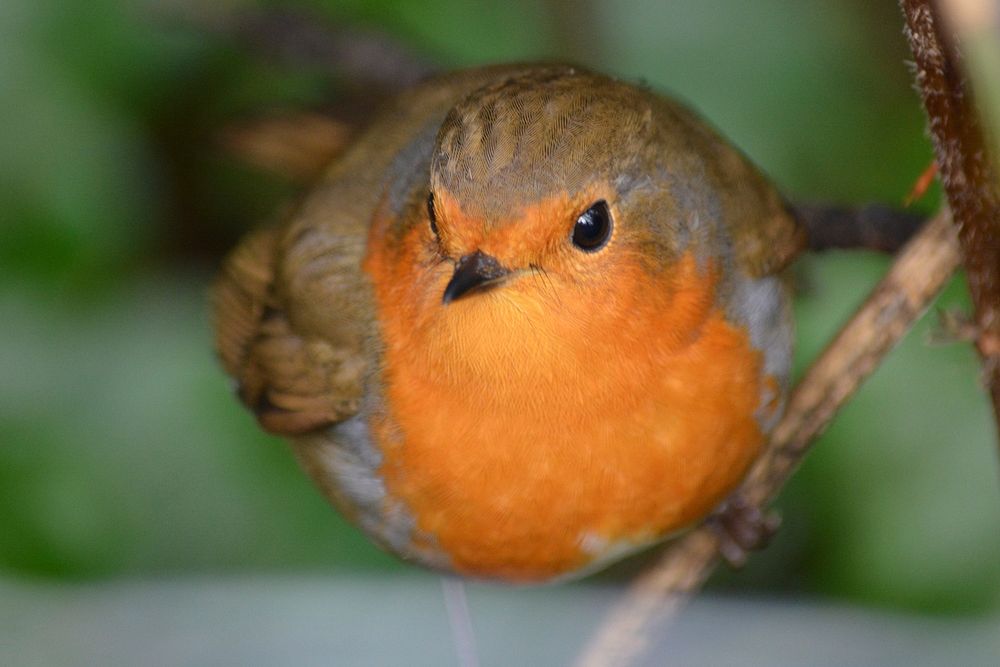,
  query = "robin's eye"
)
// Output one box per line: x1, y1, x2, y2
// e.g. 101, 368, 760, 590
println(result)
427, 192, 439, 237
572, 200, 612, 251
